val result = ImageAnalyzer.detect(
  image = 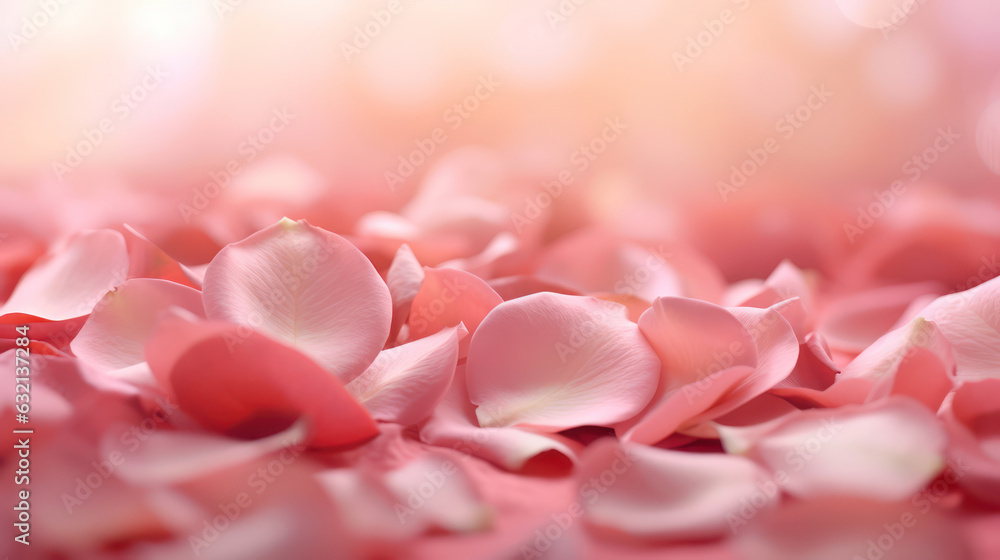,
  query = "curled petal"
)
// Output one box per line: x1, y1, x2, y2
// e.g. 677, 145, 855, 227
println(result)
71, 278, 205, 371
347, 324, 466, 425
917, 276, 1000, 382
1, 229, 129, 321
145, 312, 378, 448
